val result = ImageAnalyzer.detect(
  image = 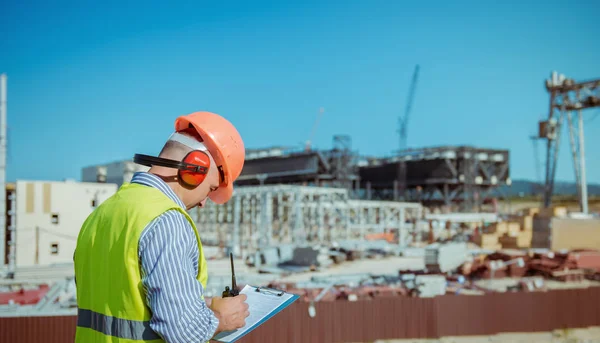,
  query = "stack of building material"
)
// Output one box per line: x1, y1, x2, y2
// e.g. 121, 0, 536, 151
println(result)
262, 247, 280, 265
565, 249, 600, 281
475, 216, 533, 250
475, 222, 507, 250
538, 206, 568, 218
528, 251, 586, 282
472, 233, 501, 250
532, 215, 600, 250
316, 249, 334, 268
365, 232, 395, 243
359, 285, 407, 298
512, 277, 546, 292
290, 247, 320, 266
459, 250, 529, 279
494, 250, 529, 277
425, 242, 468, 273
253, 245, 333, 274
399, 247, 426, 257
328, 249, 347, 264
278, 244, 295, 262
414, 275, 447, 297
498, 220, 531, 249
485, 222, 509, 235
499, 233, 532, 249
333, 239, 399, 260
519, 213, 534, 231
568, 250, 600, 271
